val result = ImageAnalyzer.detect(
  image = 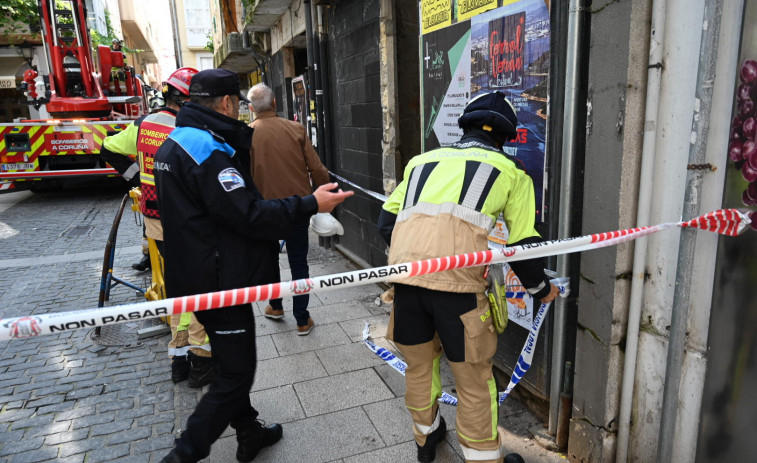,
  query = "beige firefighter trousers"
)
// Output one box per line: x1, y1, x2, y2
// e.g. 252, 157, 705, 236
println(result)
388, 288, 505, 463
